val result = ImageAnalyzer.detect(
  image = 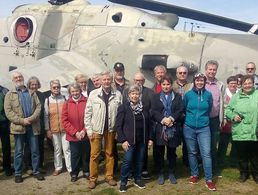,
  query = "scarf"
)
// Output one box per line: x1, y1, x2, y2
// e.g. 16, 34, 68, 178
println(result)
129, 100, 143, 115
160, 91, 176, 141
